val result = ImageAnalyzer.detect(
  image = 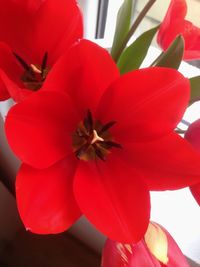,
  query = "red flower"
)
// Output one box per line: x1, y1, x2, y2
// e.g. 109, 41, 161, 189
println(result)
157, 0, 200, 60
102, 222, 189, 267
185, 119, 200, 206
0, 0, 83, 102
5, 40, 200, 242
